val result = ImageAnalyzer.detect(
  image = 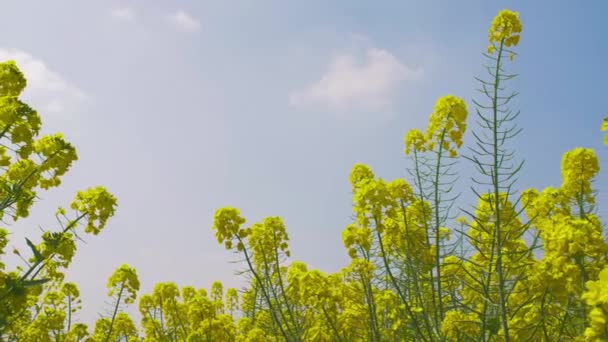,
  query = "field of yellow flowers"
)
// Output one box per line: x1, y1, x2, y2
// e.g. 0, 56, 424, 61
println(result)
0, 8, 607, 342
